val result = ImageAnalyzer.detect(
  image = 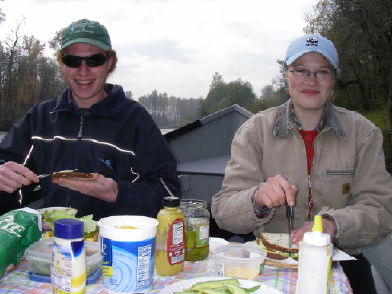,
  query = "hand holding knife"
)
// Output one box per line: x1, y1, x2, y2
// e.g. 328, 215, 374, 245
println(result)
253, 174, 297, 257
